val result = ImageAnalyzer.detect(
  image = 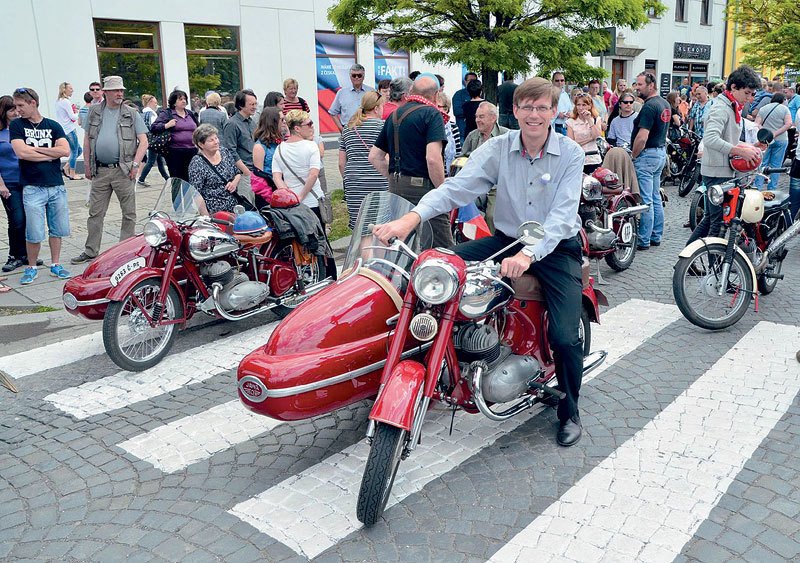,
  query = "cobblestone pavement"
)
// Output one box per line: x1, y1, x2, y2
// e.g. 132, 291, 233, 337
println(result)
2, 177, 800, 562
